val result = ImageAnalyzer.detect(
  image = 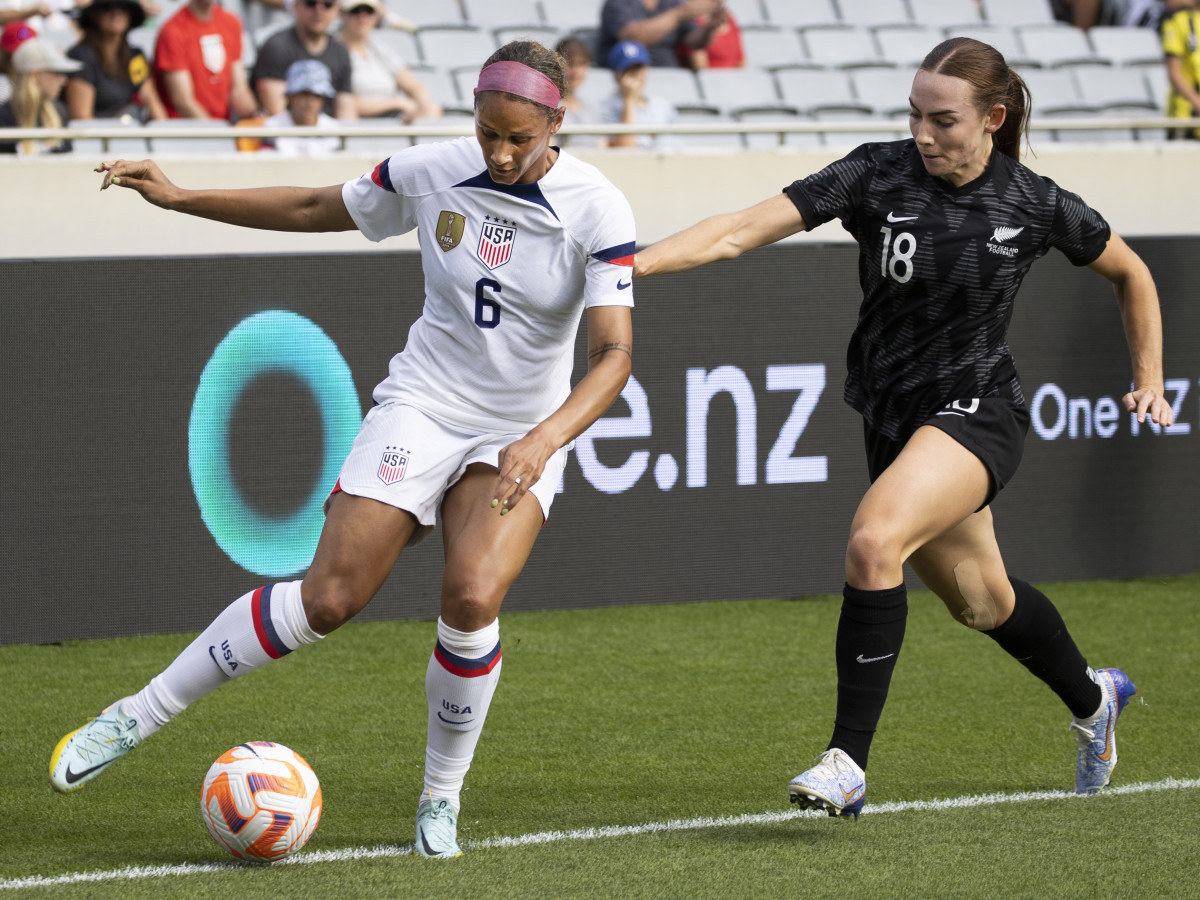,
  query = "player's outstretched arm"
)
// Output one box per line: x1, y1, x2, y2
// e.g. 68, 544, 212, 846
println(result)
634, 192, 806, 278
95, 159, 357, 233
1087, 231, 1174, 428
491, 305, 633, 512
